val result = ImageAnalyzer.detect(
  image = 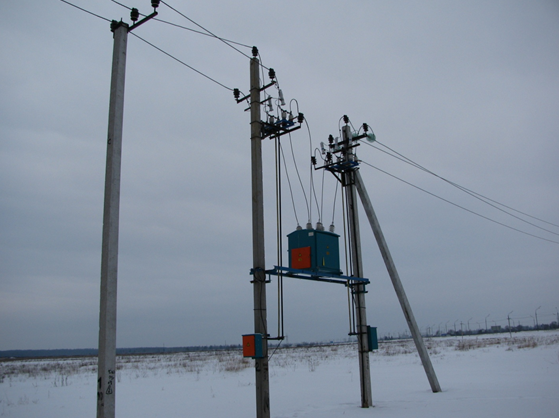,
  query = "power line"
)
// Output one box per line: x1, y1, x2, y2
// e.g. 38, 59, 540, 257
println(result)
362, 139, 559, 235
359, 159, 559, 245
60, 0, 111, 22
287, 133, 310, 223
110, 0, 252, 48
305, 119, 321, 223
130, 32, 234, 91
280, 143, 301, 227
160, 0, 254, 60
